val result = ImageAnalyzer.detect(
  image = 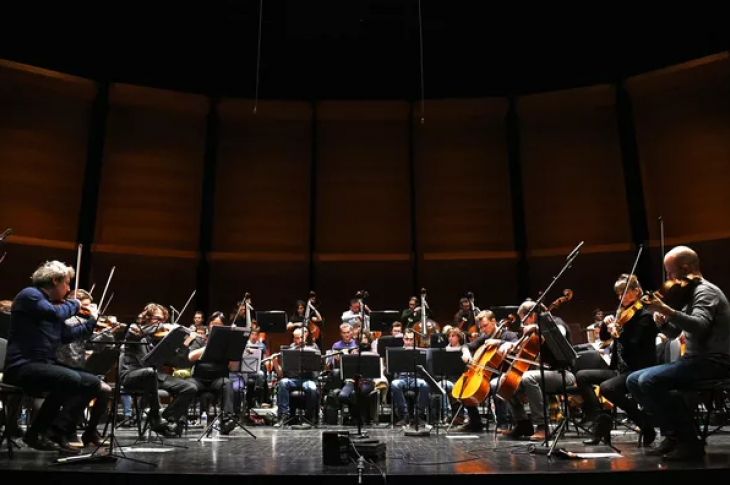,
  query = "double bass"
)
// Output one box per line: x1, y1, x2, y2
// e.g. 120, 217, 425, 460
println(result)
496, 289, 573, 401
